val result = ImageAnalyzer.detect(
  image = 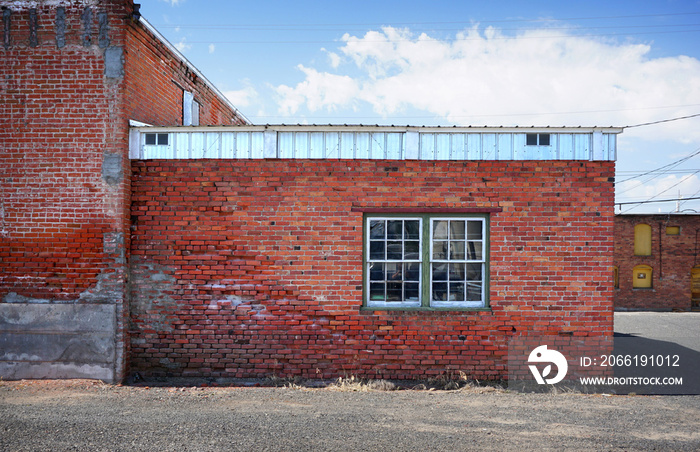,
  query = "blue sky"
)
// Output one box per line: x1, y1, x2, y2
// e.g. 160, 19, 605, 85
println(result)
141, 0, 700, 213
